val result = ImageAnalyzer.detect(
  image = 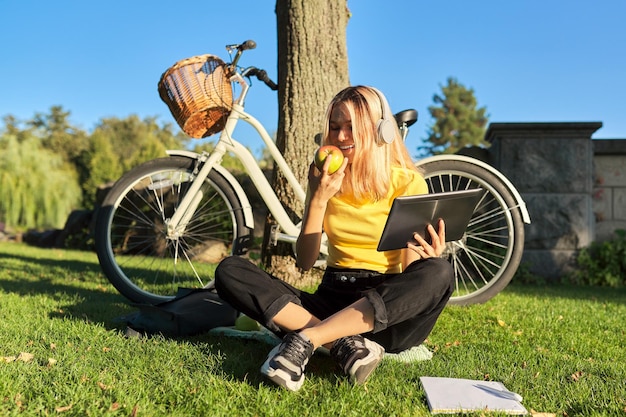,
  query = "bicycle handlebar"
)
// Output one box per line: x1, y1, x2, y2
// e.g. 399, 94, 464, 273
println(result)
226, 40, 257, 52
226, 40, 278, 91
244, 67, 278, 91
